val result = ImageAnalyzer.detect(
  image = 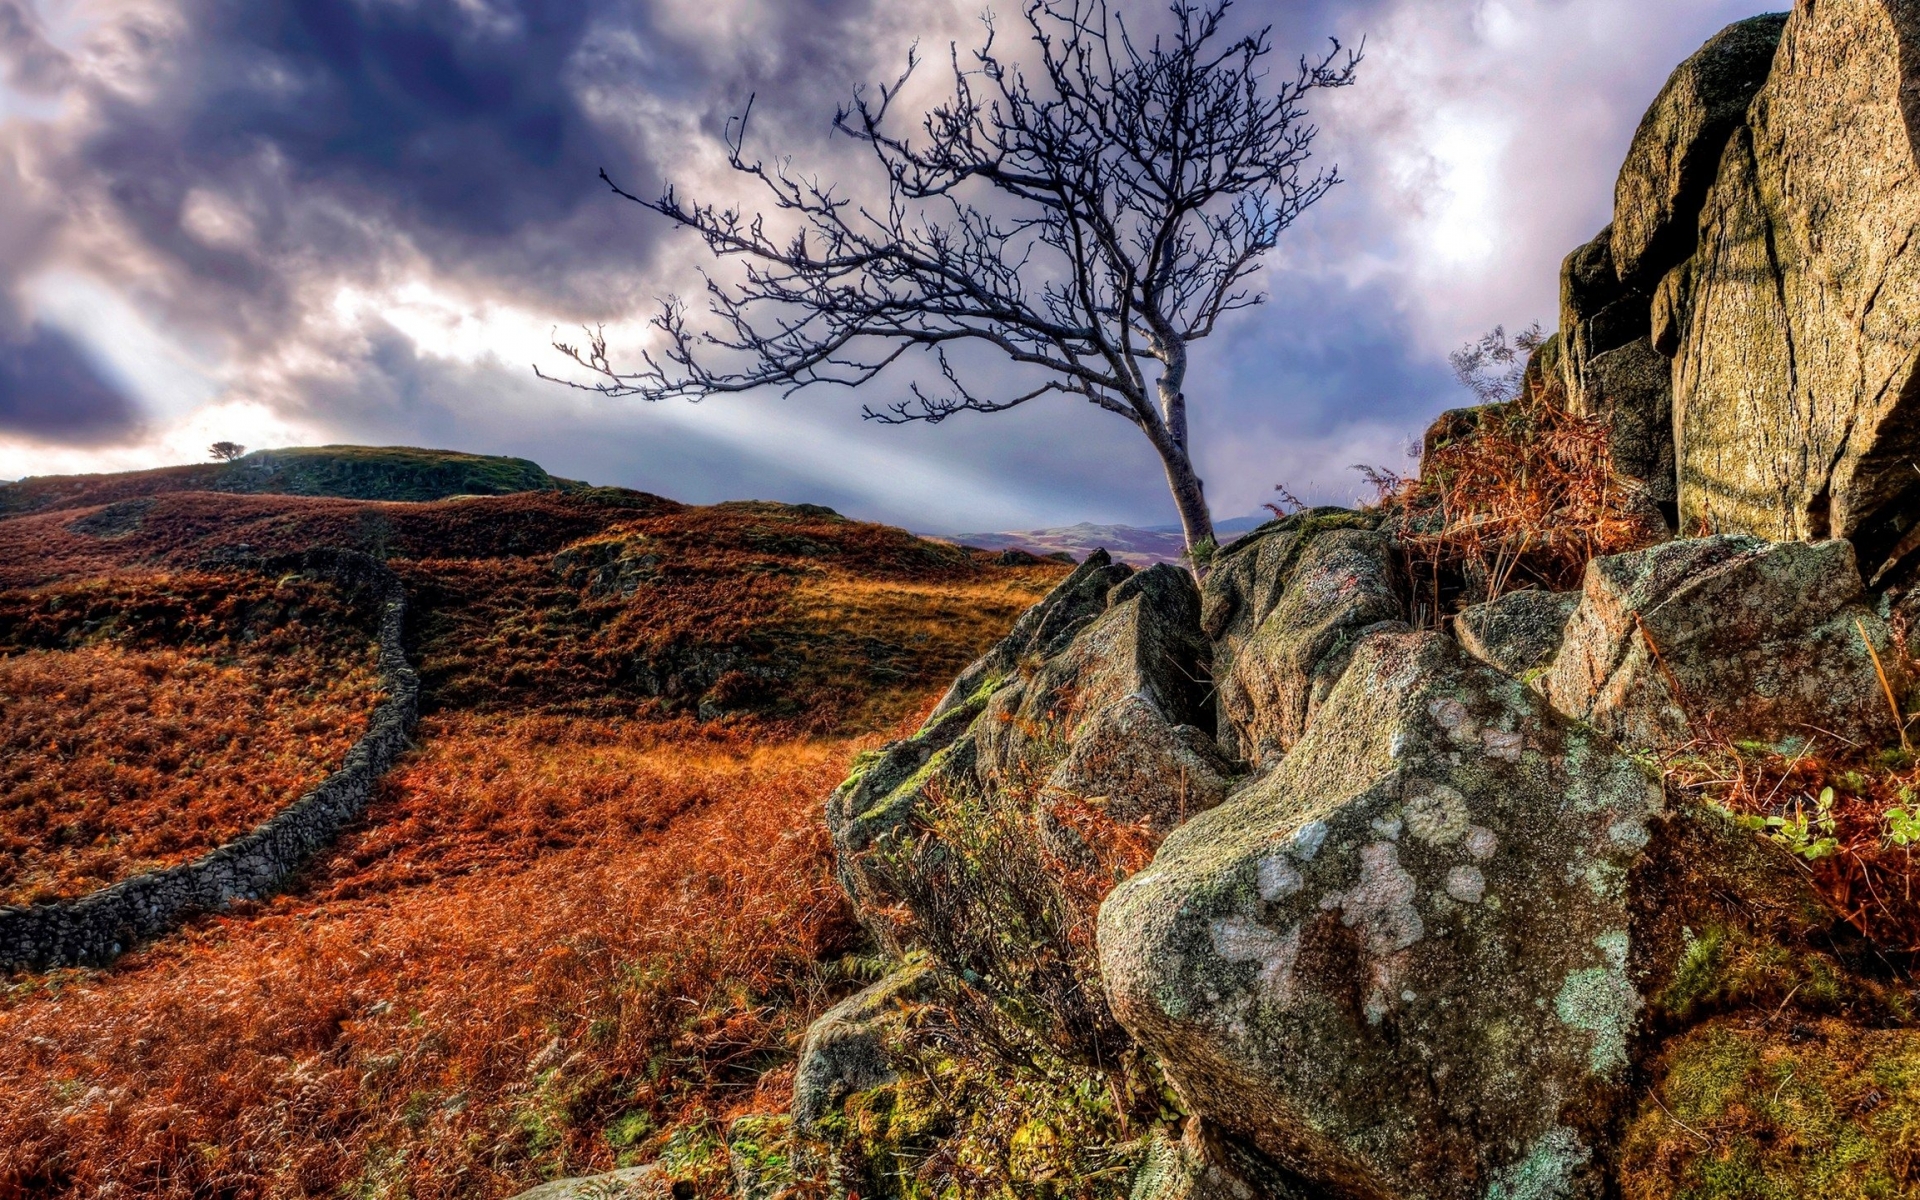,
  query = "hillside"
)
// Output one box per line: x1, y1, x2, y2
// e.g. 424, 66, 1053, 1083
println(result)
0, 445, 571, 517
936, 515, 1270, 567
0, 460, 1067, 1196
